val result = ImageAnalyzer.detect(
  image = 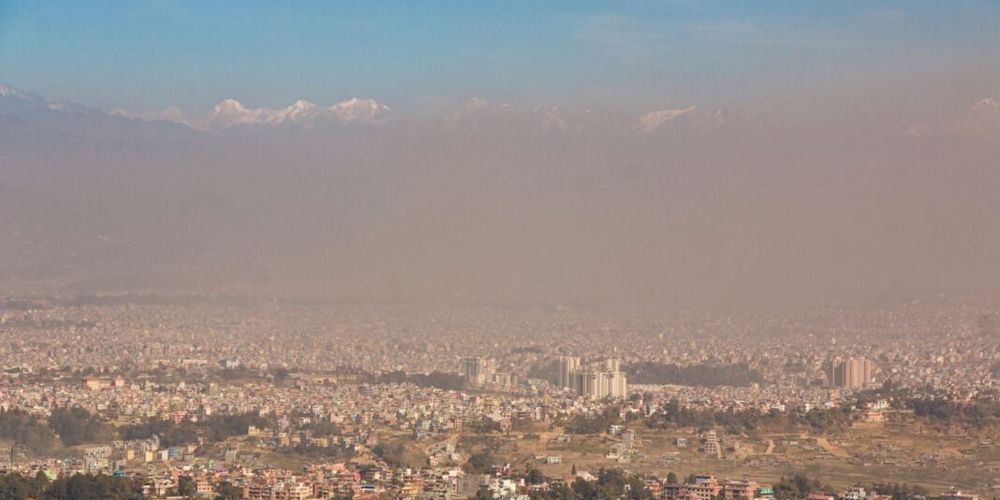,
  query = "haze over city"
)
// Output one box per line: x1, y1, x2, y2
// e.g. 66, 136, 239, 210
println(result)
0, 2, 999, 500
2, 1, 999, 307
